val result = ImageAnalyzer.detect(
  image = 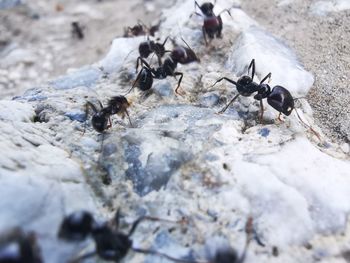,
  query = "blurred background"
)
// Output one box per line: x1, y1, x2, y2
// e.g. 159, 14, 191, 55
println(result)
0, 0, 173, 98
